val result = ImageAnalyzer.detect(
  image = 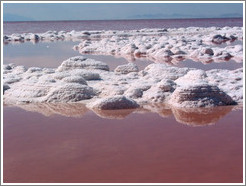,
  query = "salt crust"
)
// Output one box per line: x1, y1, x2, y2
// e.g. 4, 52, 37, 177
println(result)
3, 56, 243, 110
4, 27, 243, 63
